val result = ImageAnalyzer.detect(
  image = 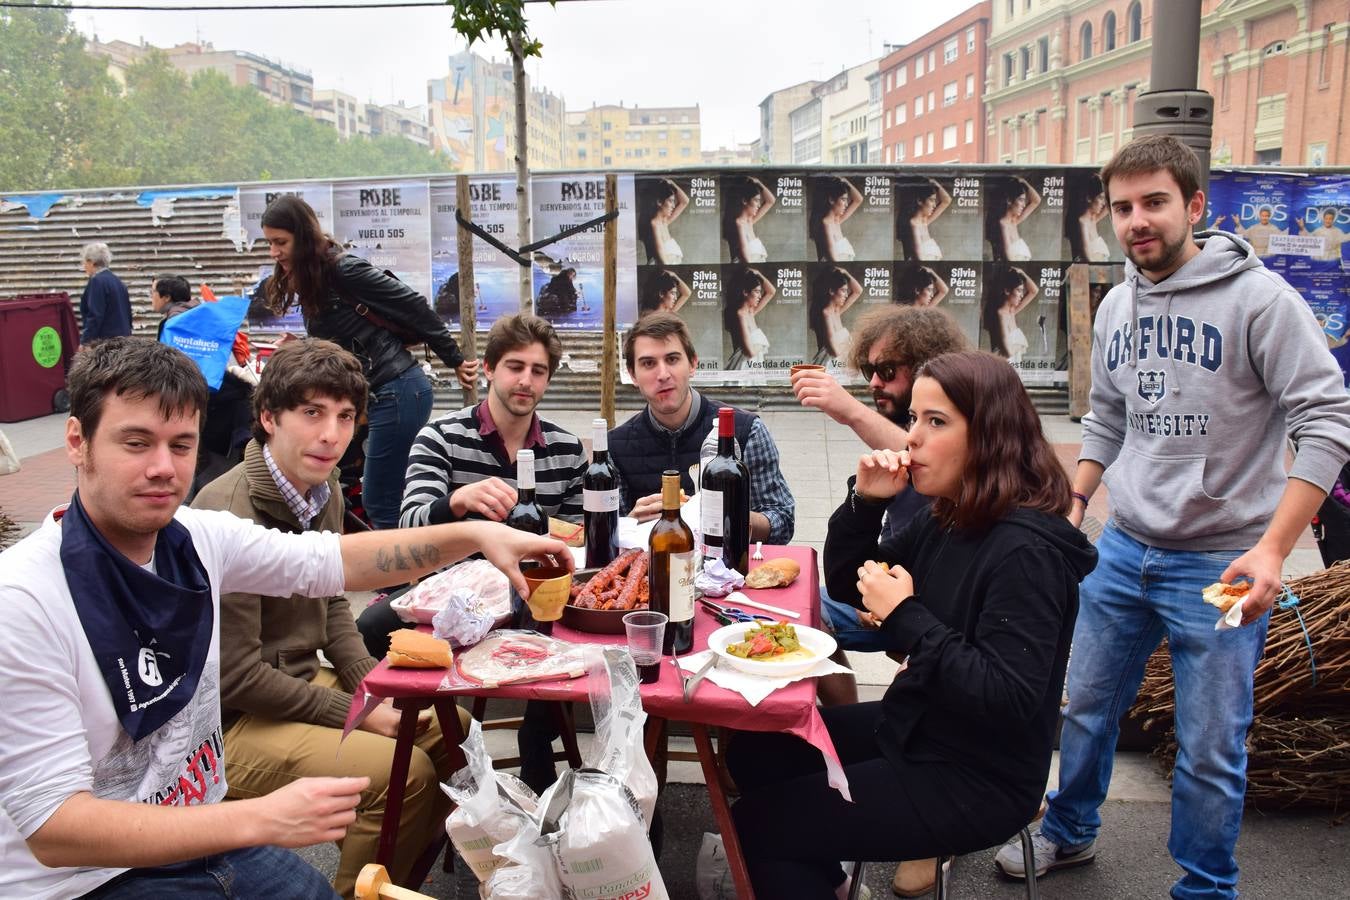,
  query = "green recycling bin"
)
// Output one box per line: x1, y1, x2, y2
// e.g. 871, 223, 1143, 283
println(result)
0, 292, 79, 423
